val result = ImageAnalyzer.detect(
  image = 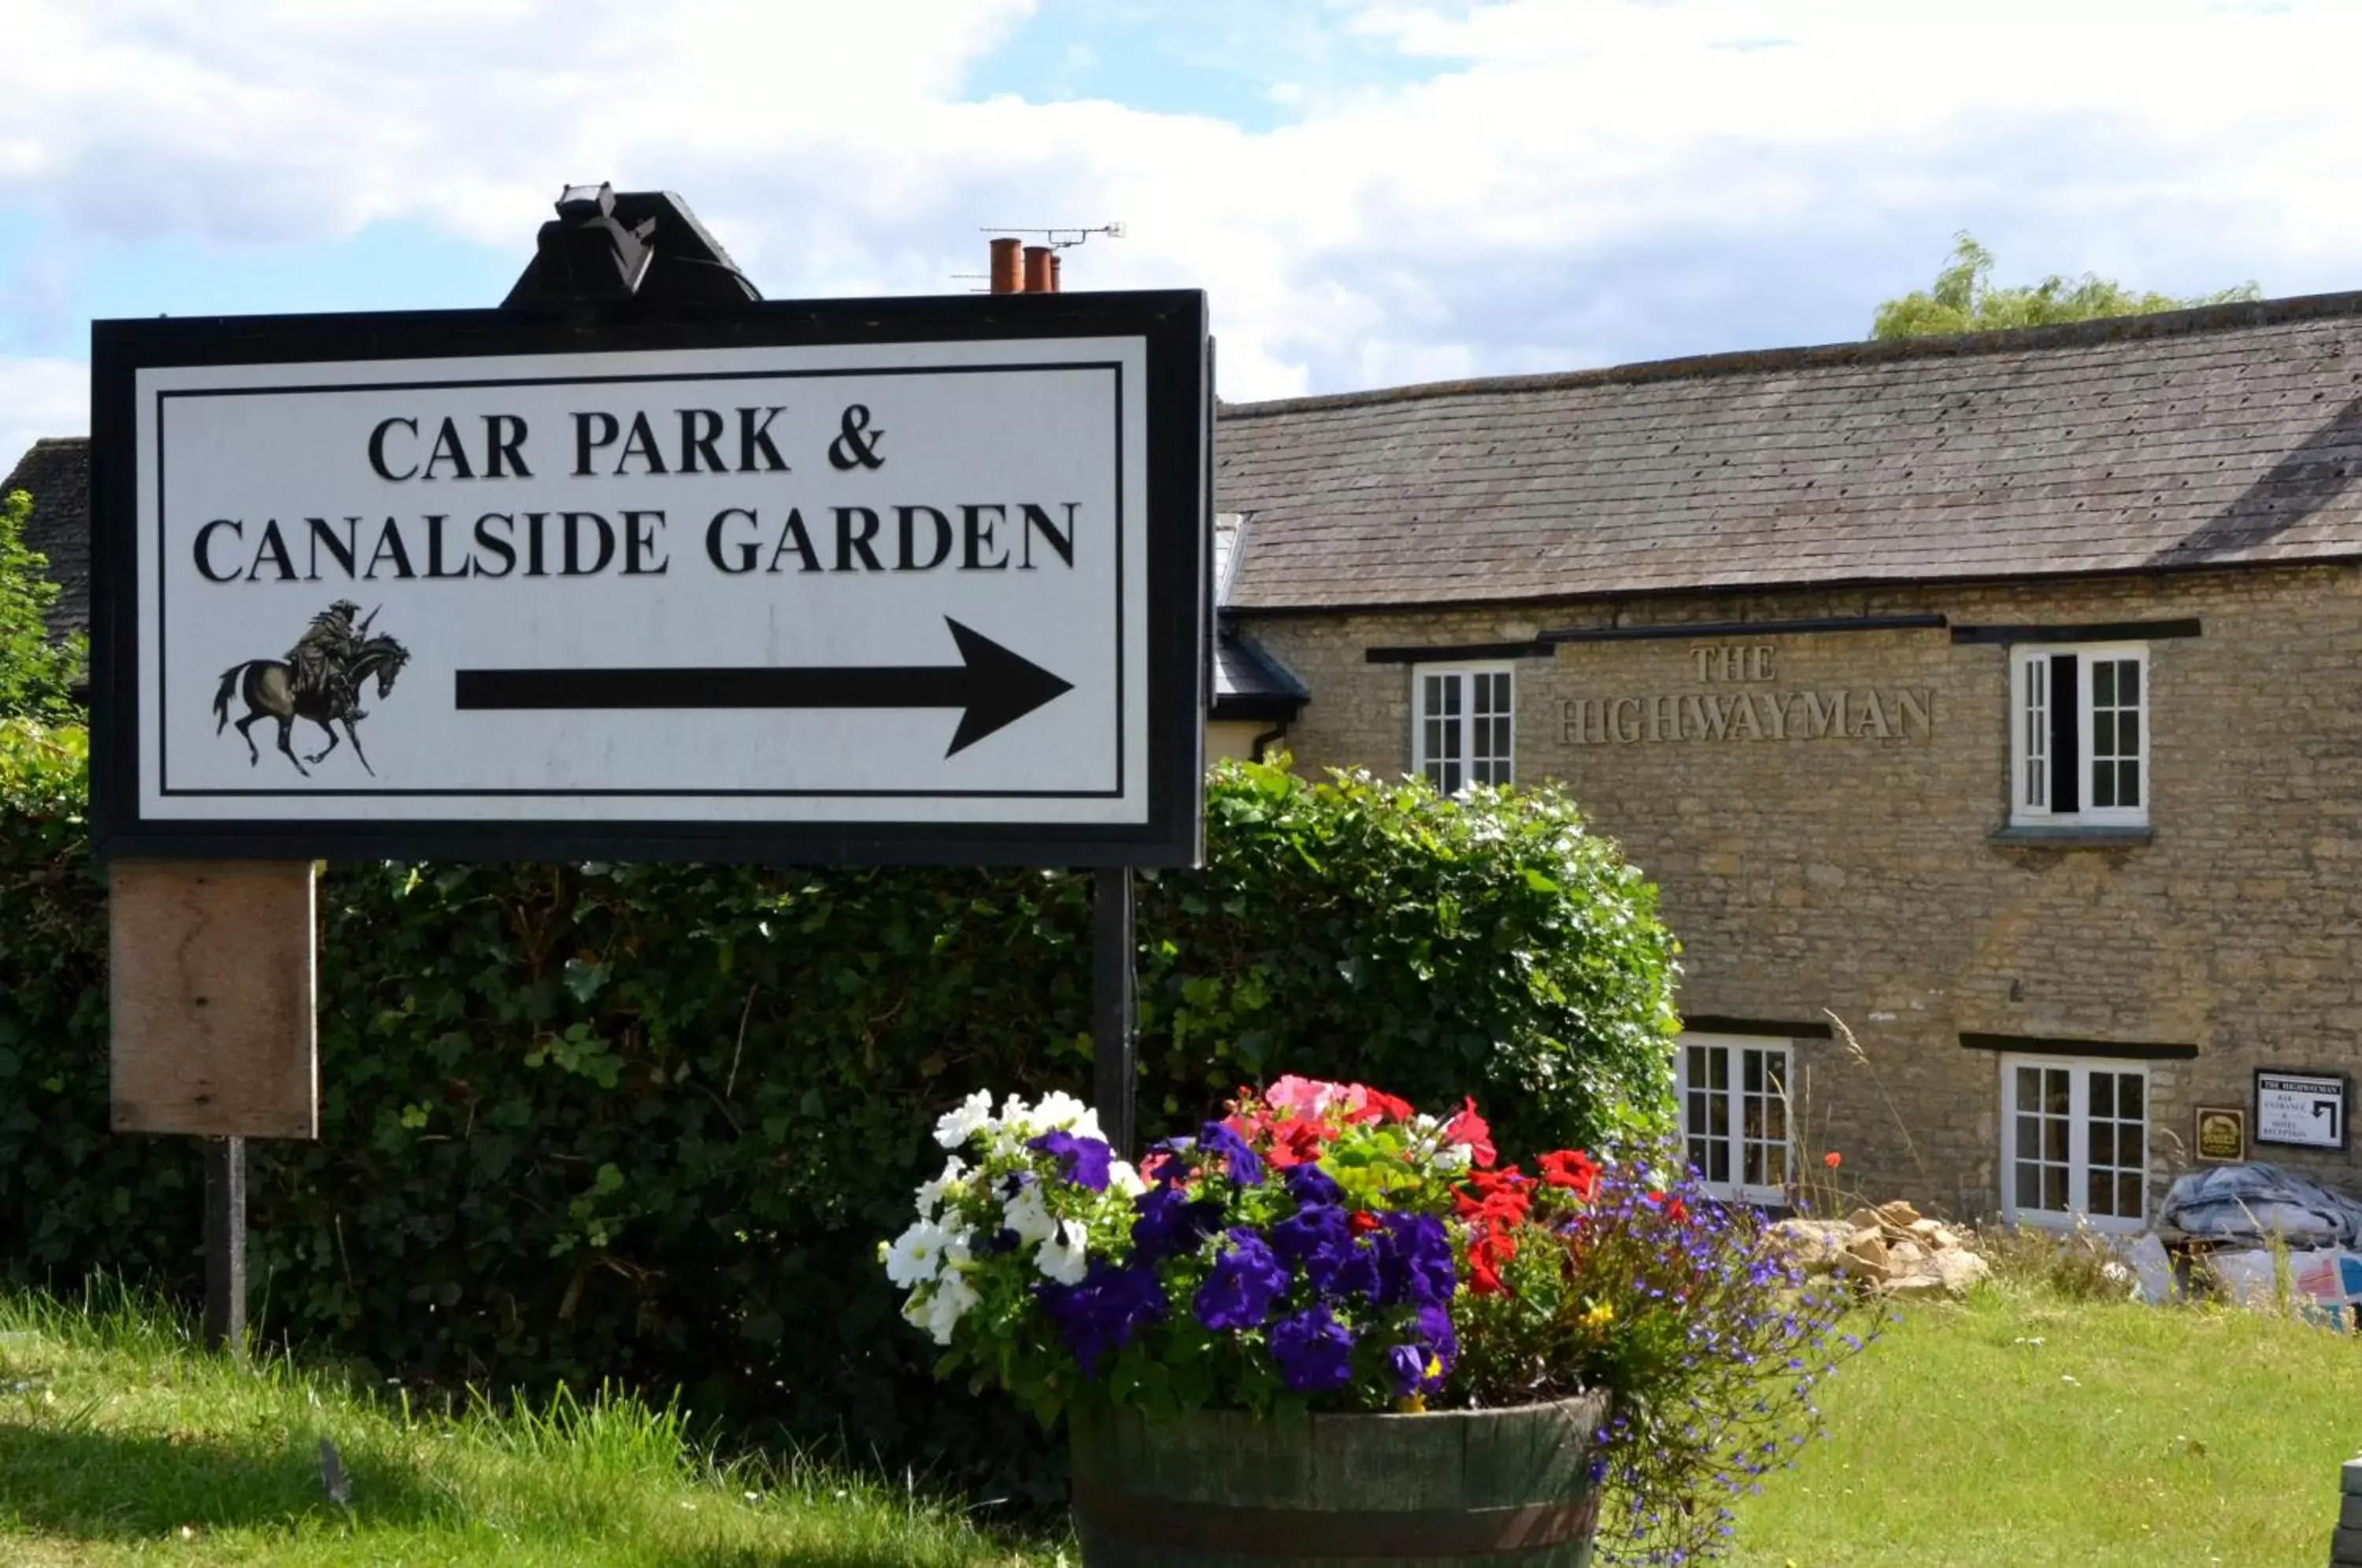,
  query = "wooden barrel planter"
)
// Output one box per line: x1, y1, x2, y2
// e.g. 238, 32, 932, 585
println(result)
1068, 1392, 1612, 1568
